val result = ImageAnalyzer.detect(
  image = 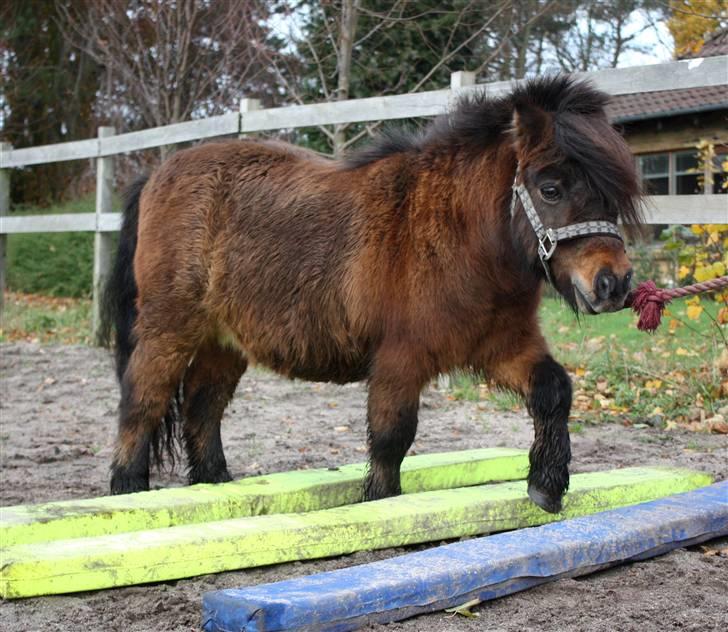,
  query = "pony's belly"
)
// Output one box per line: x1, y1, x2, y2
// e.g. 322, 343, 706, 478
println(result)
285, 358, 371, 384
217, 326, 371, 384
